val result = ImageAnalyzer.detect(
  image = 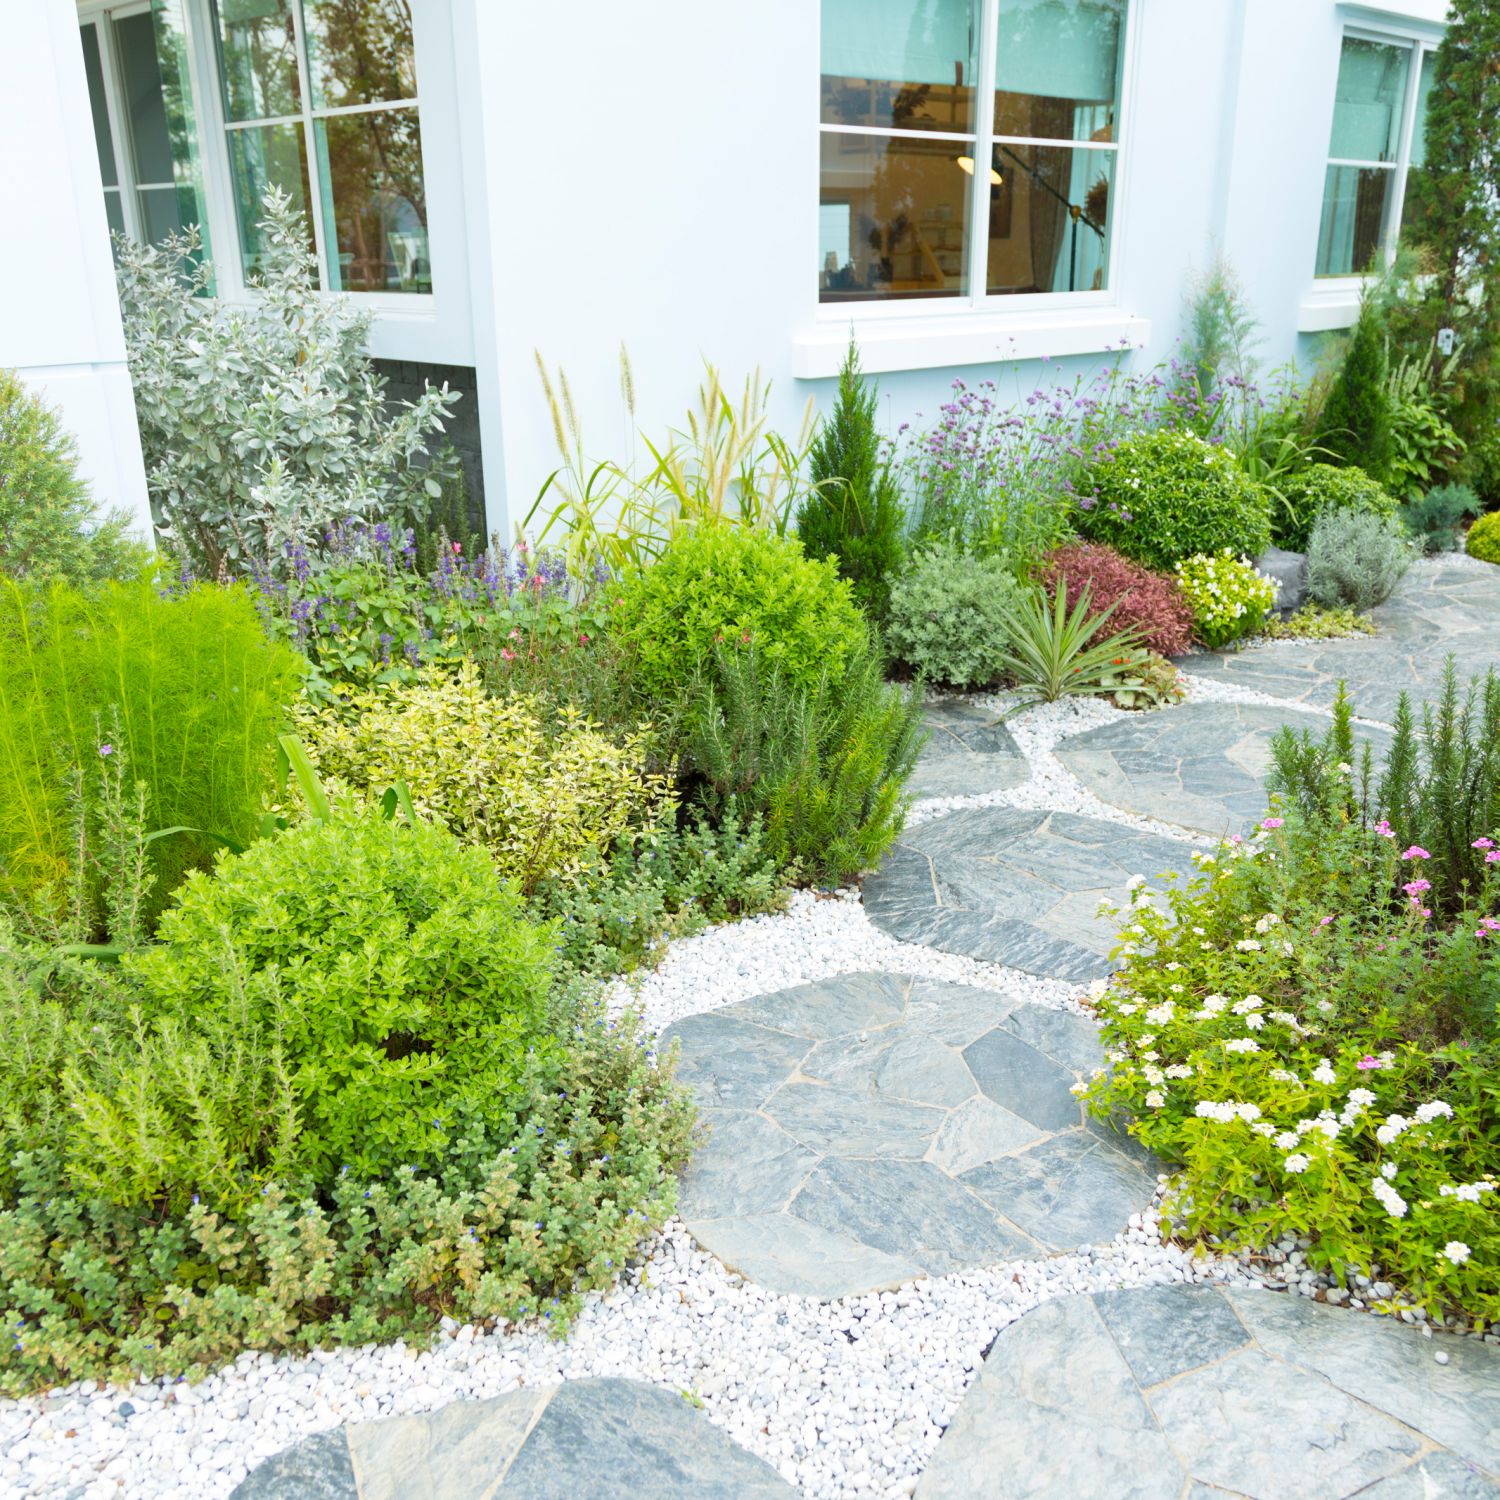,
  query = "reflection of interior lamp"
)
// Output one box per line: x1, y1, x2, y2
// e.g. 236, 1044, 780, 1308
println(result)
955, 155, 1002, 186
